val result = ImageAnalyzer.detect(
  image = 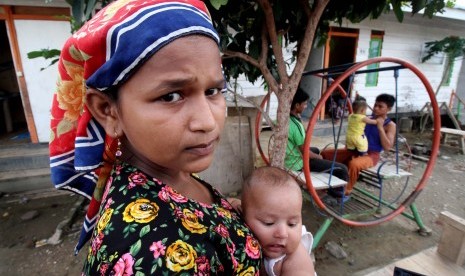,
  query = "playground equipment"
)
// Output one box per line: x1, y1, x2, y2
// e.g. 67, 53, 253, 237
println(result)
255, 57, 441, 248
